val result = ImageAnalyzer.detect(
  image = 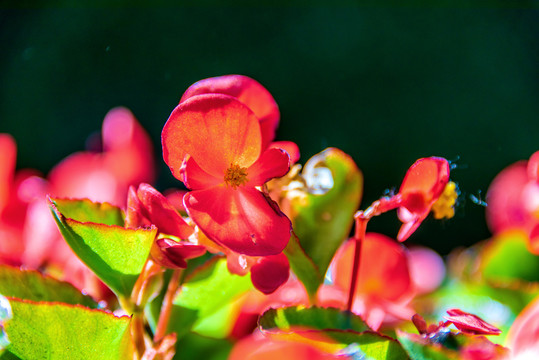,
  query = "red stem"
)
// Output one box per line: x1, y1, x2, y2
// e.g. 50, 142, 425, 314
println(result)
154, 269, 183, 343
346, 214, 369, 312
